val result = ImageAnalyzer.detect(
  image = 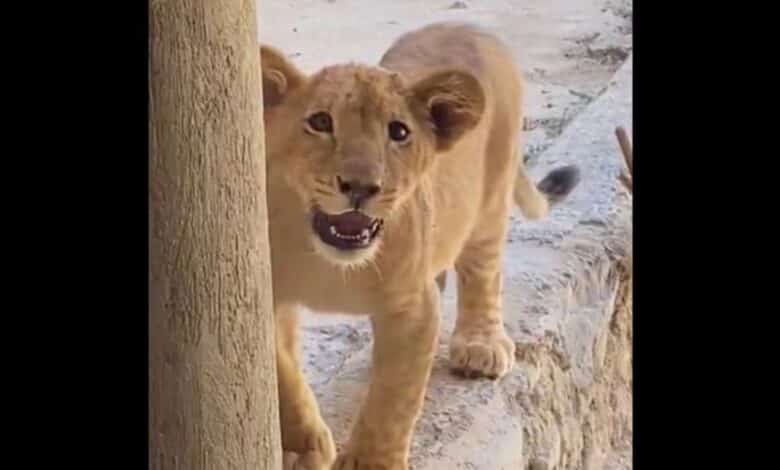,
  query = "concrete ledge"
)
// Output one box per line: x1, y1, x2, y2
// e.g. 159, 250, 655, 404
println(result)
299, 56, 633, 470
